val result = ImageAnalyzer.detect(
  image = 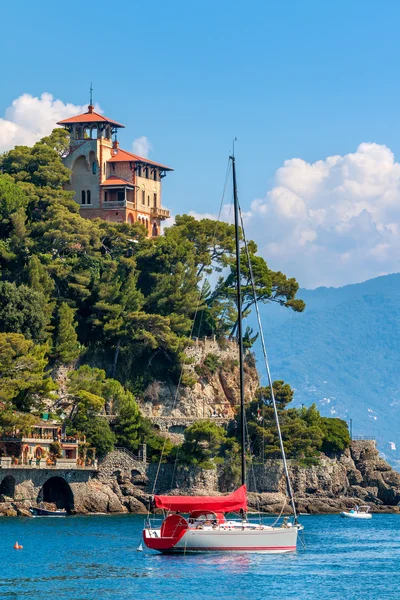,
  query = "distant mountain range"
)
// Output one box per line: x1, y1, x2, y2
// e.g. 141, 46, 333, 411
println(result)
254, 273, 400, 467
